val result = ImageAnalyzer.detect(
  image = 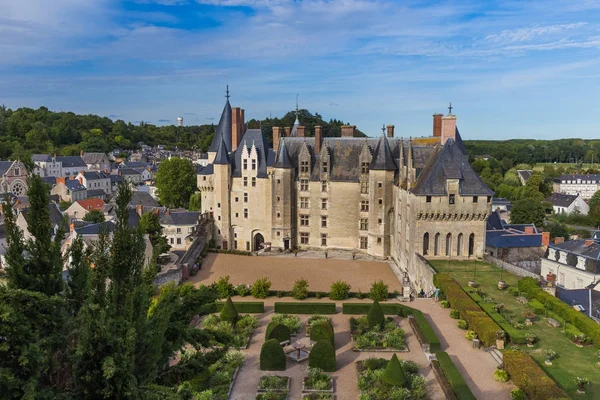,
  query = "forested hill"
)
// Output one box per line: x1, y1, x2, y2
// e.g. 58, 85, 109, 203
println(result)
0, 106, 364, 161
